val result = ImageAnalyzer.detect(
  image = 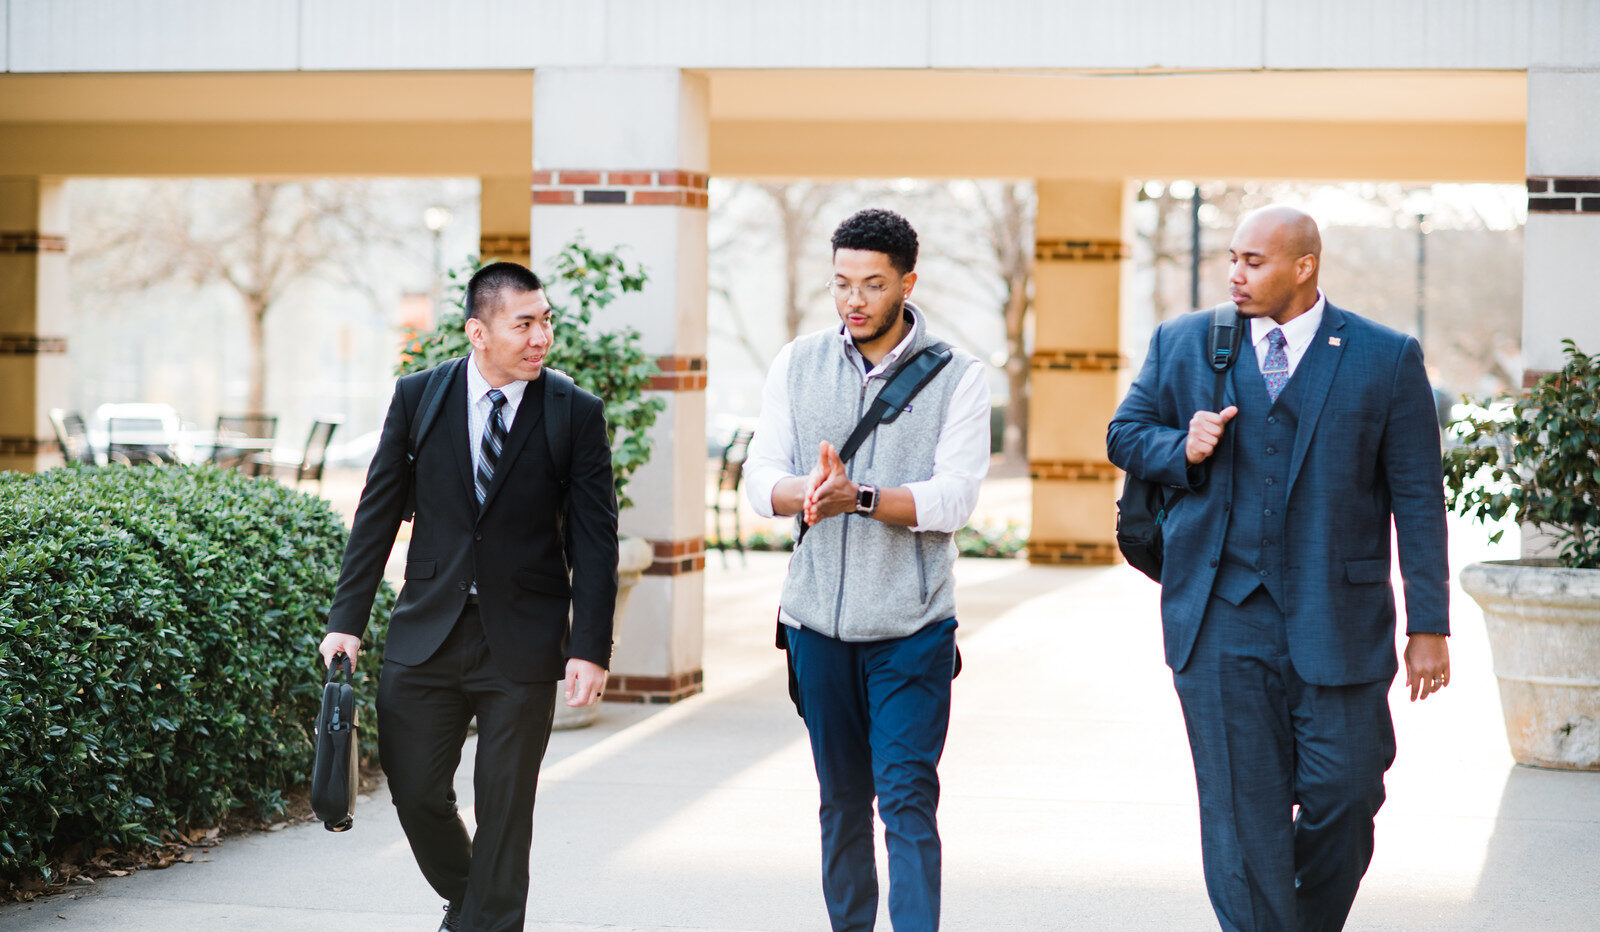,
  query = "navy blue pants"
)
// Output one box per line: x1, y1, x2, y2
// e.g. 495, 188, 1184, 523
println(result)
786, 618, 958, 932
1174, 589, 1395, 932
